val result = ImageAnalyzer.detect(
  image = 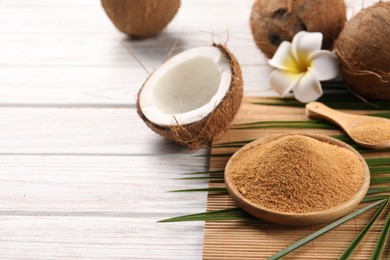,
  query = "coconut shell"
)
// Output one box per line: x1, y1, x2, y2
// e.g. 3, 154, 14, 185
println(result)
335, 2, 390, 100
136, 44, 244, 149
250, 0, 346, 58
101, 0, 180, 38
